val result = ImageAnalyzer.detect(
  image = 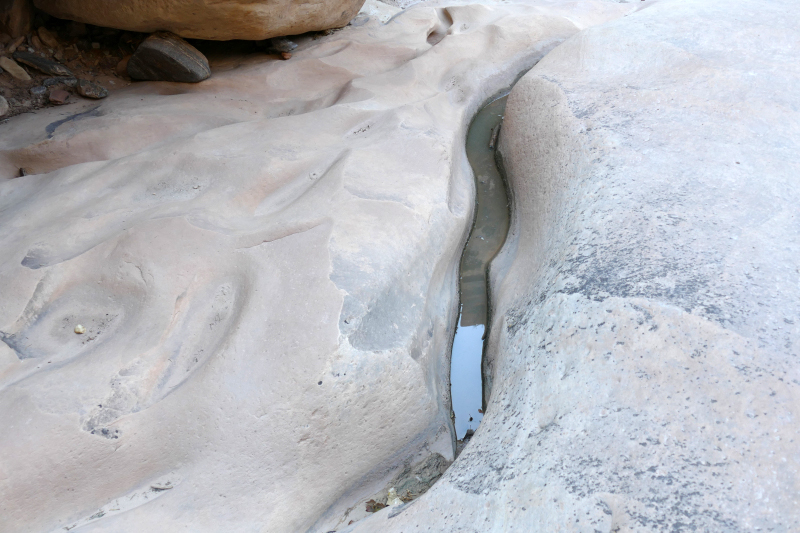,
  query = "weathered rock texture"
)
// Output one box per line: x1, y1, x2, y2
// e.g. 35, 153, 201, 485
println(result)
0, 1, 630, 532
350, 0, 800, 531
32, 0, 368, 41
0, 0, 32, 37
127, 32, 210, 83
